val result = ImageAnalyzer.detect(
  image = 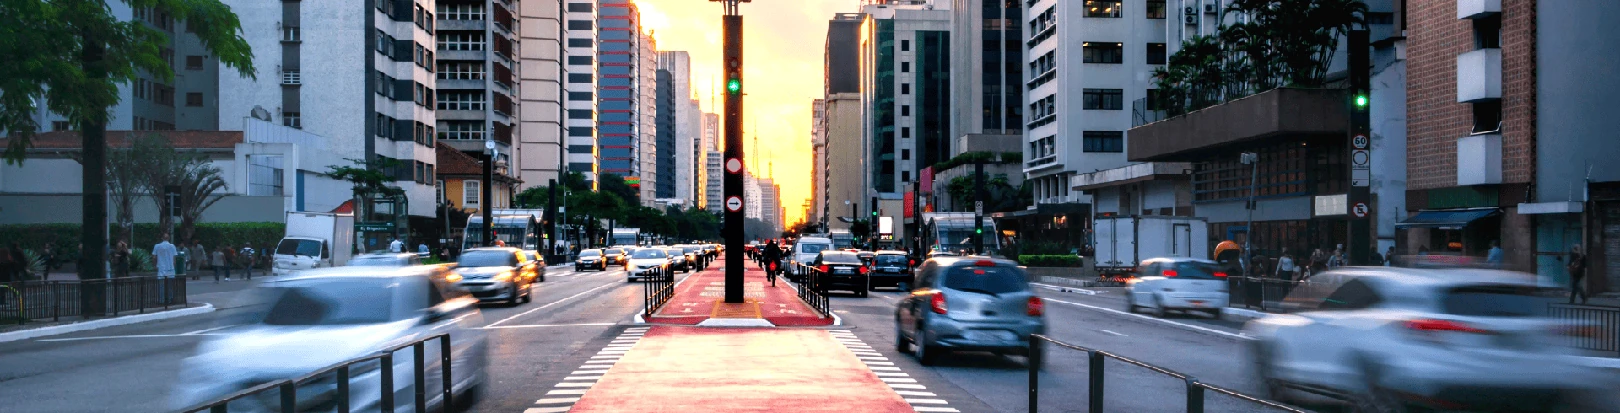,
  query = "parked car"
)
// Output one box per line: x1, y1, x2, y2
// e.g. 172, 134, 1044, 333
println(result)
602, 248, 627, 266
450, 247, 537, 305
575, 249, 607, 271
171, 265, 489, 412
1244, 267, 1601, 411
895, 257, 1046, 367
811, 251, 869, 297
868, 250, 913, 290
348, 252, 424, 267
625, 248, 671, 282
1124, 257, 1230, 318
